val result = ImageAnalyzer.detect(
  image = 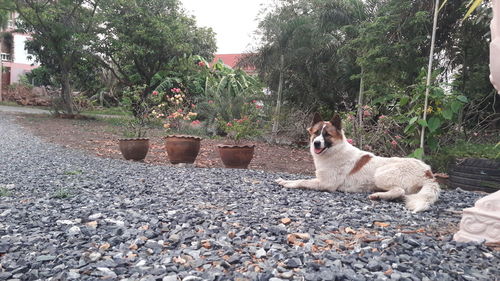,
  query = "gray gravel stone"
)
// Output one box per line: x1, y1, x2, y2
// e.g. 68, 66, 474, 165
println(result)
0, 113, 498, 280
